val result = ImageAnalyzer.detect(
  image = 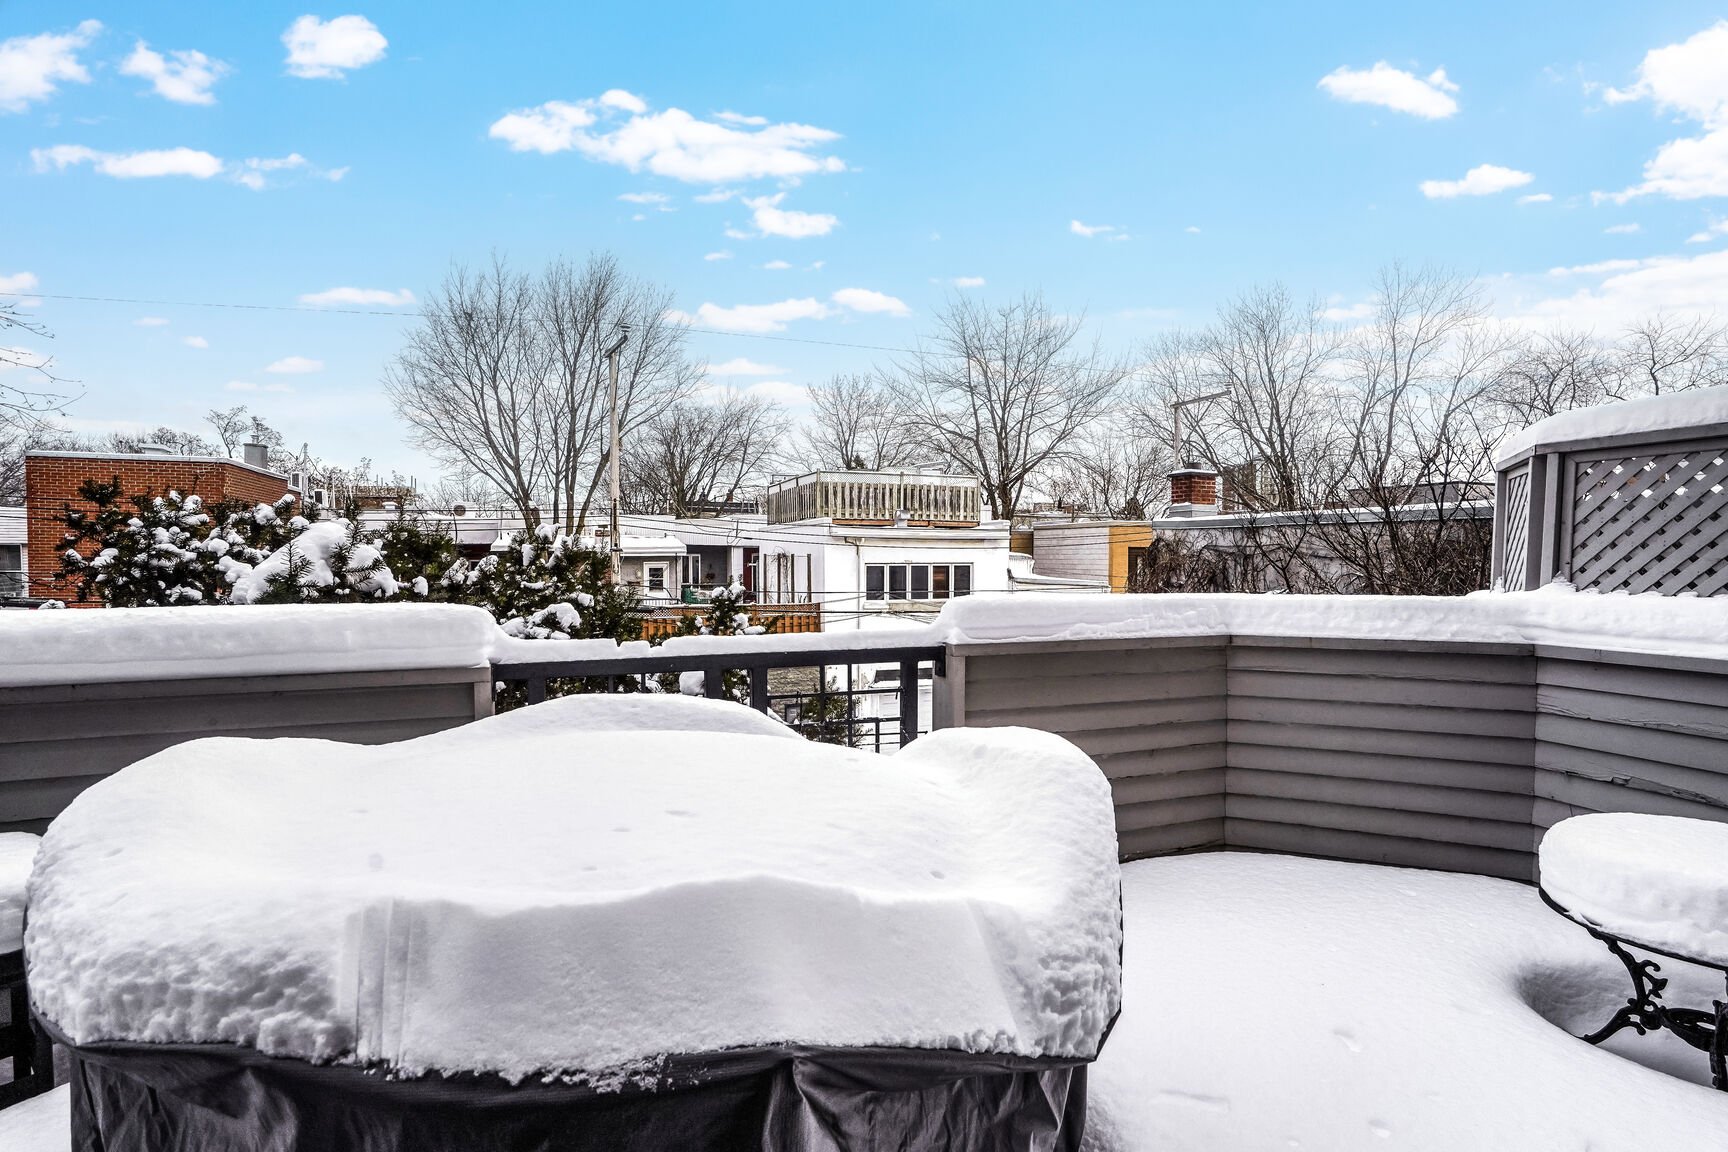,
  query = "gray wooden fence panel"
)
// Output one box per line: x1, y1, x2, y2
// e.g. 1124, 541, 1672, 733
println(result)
0, 667, 491, 834
947, 635, 1728, 881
